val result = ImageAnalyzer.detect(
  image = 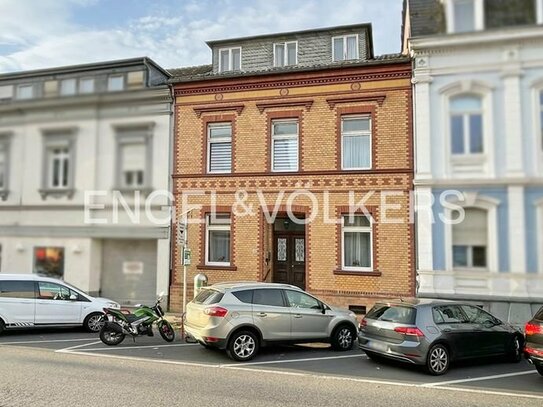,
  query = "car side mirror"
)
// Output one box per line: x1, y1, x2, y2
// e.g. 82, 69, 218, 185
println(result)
69, 294, 77, 301
321, 303, 326, 314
